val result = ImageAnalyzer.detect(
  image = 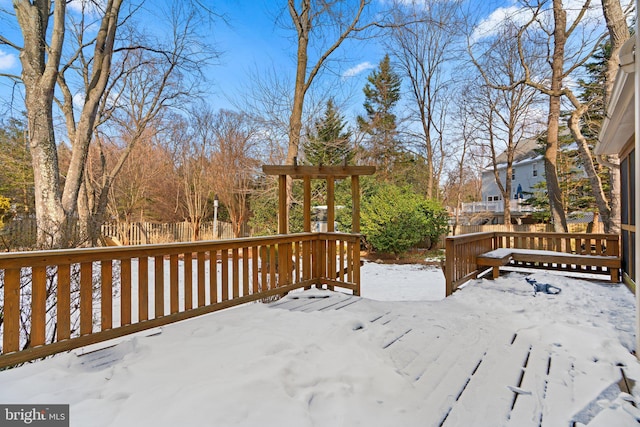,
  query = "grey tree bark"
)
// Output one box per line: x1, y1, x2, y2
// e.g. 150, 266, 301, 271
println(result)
13, 0, 123, 247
